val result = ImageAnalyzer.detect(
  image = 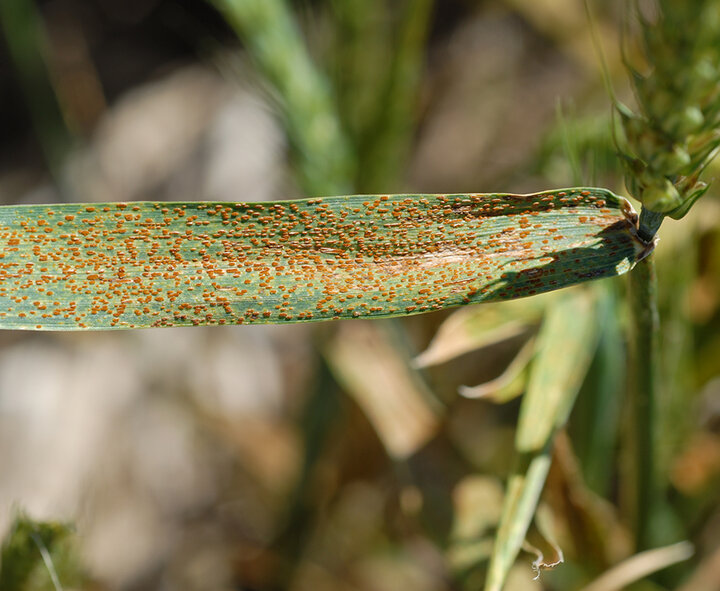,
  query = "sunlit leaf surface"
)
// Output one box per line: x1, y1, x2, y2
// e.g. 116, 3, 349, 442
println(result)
0, 188, 645, 330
